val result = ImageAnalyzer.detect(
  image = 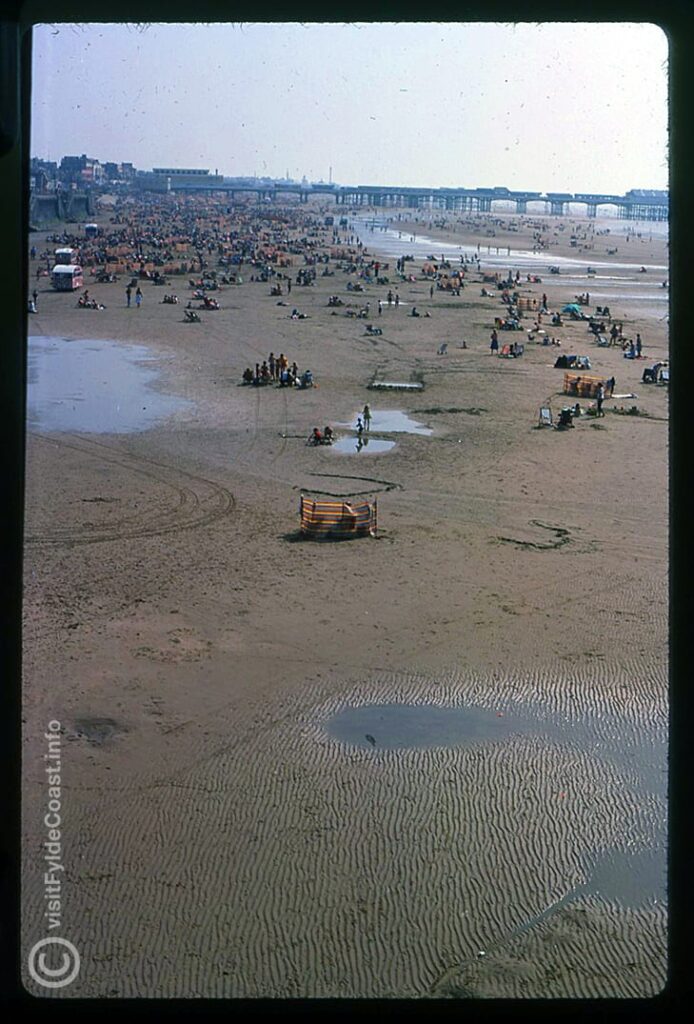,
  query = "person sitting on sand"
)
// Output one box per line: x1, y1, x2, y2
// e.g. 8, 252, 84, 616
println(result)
242, 367, 254, 384
324, 426, 334, 443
